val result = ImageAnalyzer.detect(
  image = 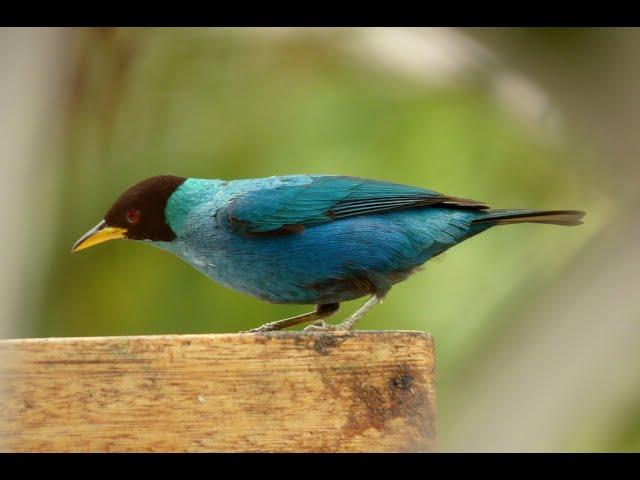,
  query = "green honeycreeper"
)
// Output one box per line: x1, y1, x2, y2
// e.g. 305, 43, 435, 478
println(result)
72, 175, 584, 332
